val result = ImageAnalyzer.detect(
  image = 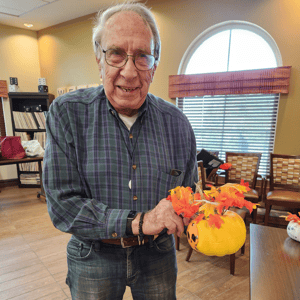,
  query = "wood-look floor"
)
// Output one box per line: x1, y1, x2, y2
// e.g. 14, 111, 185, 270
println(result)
0, 186, 269, 300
